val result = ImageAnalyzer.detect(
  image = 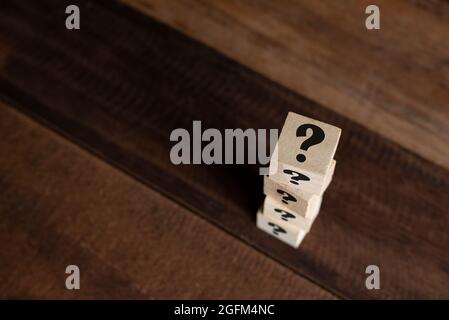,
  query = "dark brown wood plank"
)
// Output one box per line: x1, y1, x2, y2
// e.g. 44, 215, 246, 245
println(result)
0, 103, 335, 299
0, 0, 448, 299
125, 0, 449, 170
